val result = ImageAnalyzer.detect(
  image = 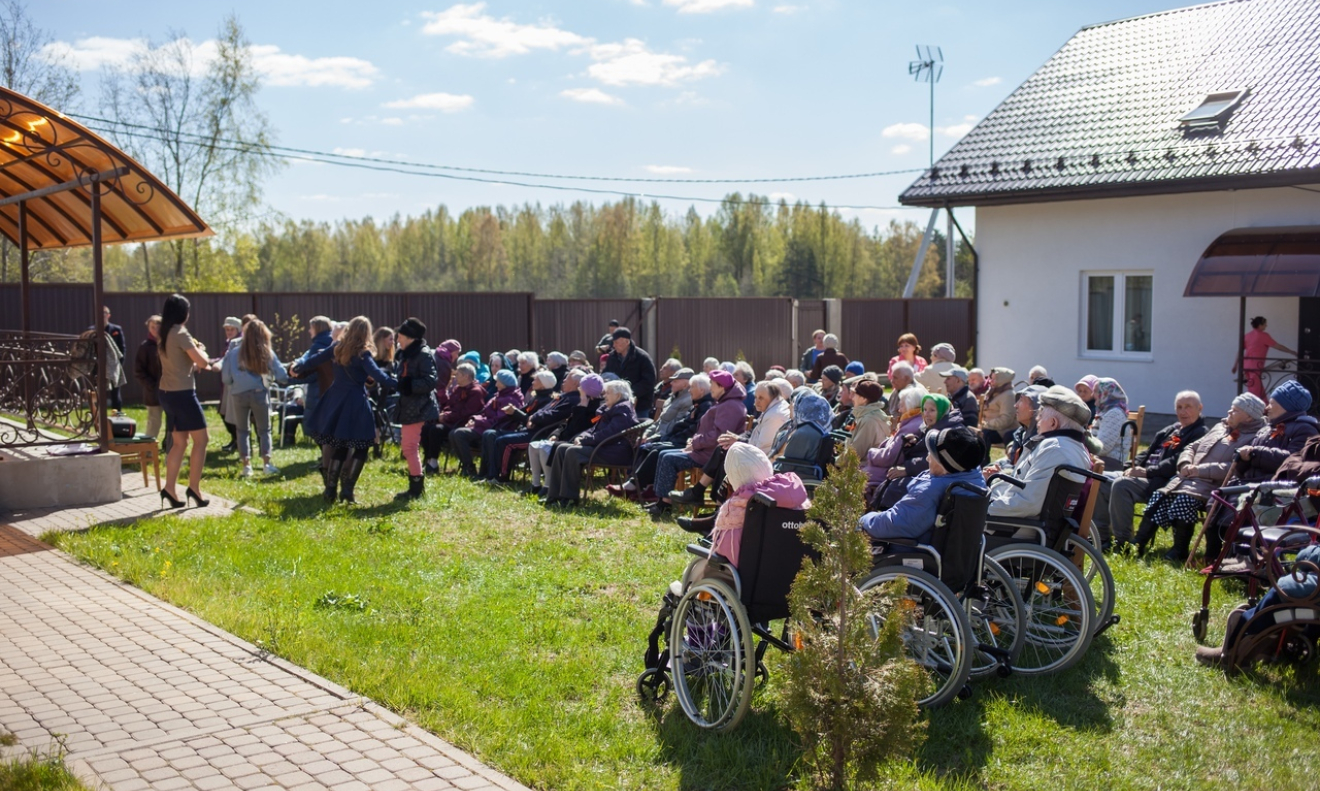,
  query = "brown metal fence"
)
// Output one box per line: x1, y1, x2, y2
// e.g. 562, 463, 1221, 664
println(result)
0, 285, 975, 403
655, 297, 795, 374
842, 298, 975, 372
